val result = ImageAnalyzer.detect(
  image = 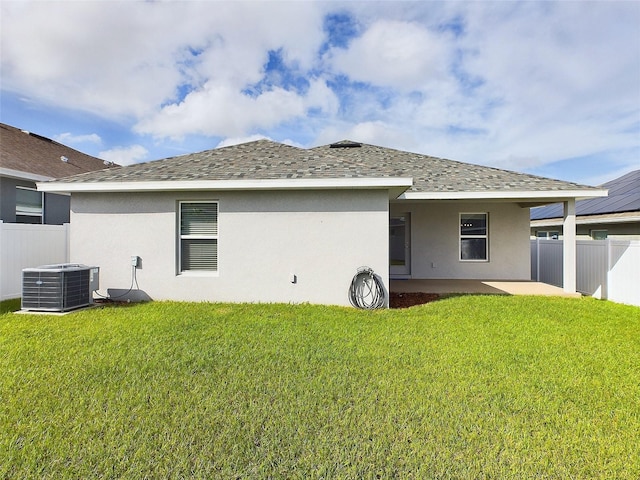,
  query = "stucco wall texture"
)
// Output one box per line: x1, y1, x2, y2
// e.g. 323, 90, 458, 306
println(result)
390, 201, 531, 280
70, 189, 390, 306
70, 191, 530, 306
